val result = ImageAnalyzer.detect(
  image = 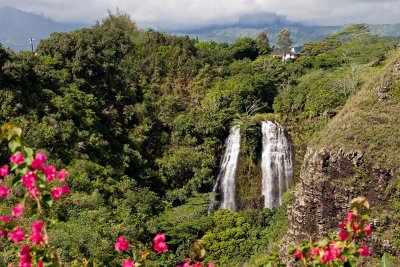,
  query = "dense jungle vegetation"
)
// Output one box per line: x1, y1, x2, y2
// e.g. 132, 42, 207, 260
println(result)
0, 13, 398, 266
